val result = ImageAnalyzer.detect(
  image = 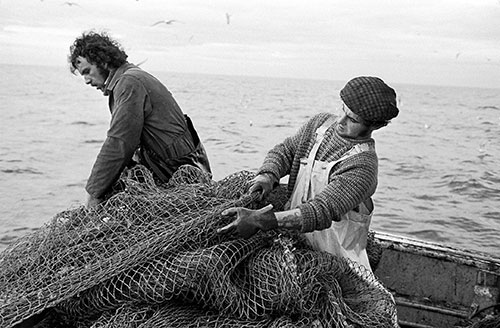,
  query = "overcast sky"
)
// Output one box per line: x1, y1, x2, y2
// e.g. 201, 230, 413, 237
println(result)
1, 0, 500, 88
